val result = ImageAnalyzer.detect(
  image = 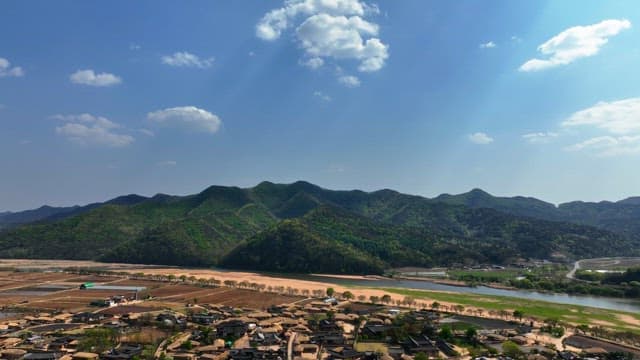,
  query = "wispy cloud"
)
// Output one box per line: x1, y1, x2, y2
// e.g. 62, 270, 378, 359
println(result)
468, 132, 494, 145
300, 57, 324, 70
519, 19, 631, 72
565, 135, 640, 157
161, 52, 214, 69
138, 128, 155, 137
479, 41, 496, 49
147, 106, 222, 134
0, 57, 24, 78
70, 69, 122, 86
522, 132, 558, 144
562, 97, 640, 135
157, 160, 177, 166
313, 91, 332, 102
53, 113, 133, 147
563, 97, 640, 156
338, 75, 360, 88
